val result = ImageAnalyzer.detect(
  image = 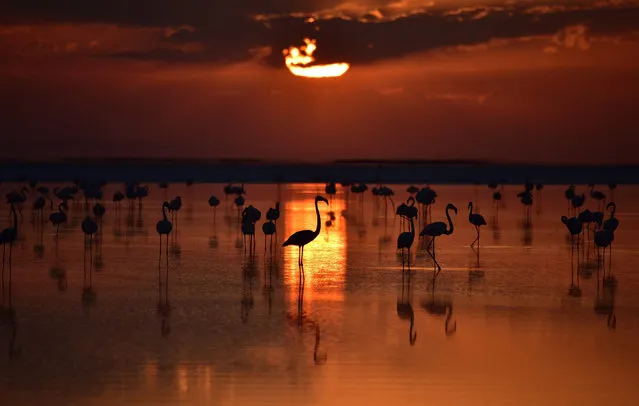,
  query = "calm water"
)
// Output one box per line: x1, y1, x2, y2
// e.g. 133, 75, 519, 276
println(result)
1, 183, 639, 406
